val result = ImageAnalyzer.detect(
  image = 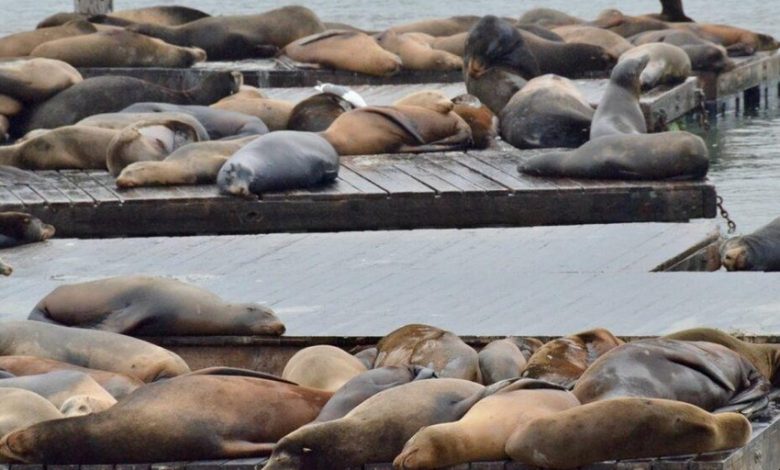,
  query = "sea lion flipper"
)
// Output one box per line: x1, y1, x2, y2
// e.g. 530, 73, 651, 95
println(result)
362, 107, 427, 145
221, 440, 276, 458
297, 31, 356, 47
664, 350, 736, 393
